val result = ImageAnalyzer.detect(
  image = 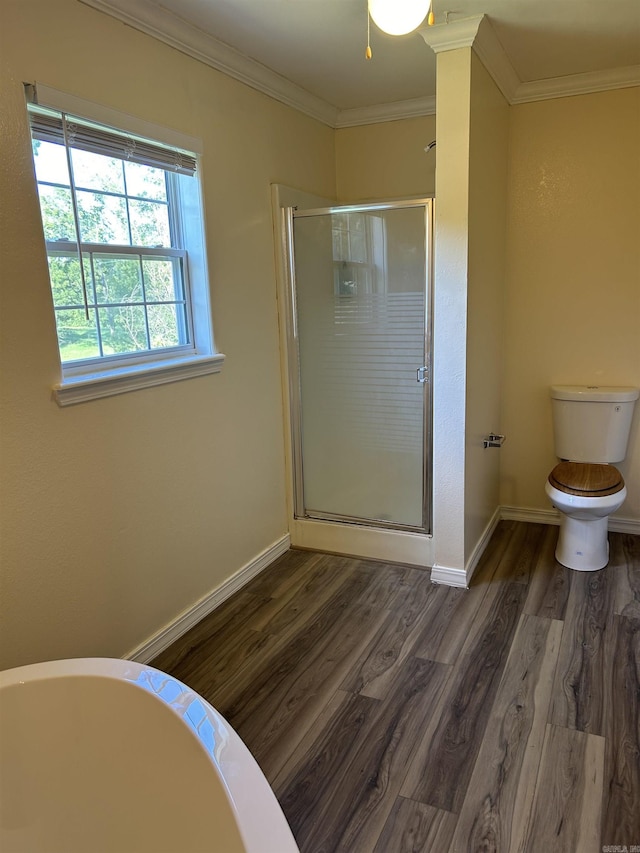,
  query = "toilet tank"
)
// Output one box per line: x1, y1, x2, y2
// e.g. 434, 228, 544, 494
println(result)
550, 385, 639, 463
